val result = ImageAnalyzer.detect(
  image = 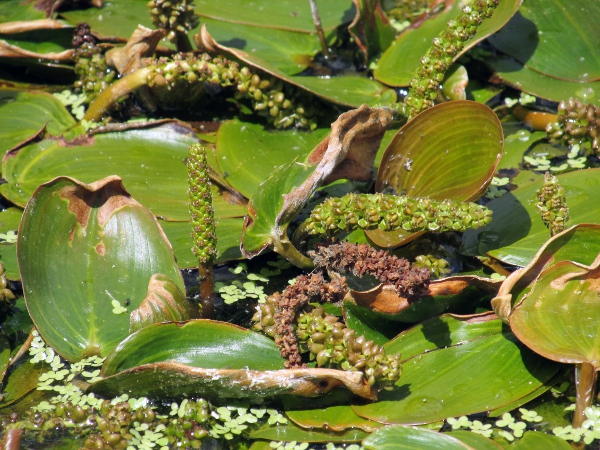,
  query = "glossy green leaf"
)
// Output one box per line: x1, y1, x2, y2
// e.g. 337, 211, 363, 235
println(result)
286, 405, 383, 433
384, 313, 503, 361
343, 299, 402, 346
373, 0, 521, 86
94, 319, 375, 400
363, 425, 472, 449
0, 28, 73, 57
249, 423, 368, 442
511, 259, 600, 365
348, 0, 395, 62
489, 0, 600, 83
446, 431, 503, 449
0, 0, 47, 22
461, 169, 600, 267
2, 126, 197, 220
215, 120, 328, 198
369, 101, 503, 247
18, 176, 184, 361
0, 88, 76, 154
488, 56, 599, 104
508, 431, 571, 449
202, 18, 320, 75
354, 332, 558, 424
102, 320, 285, 375
0, 356, 49, 409
129, 274, 199, 334
196, 0, 353, 32
0, 207, 23, 280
